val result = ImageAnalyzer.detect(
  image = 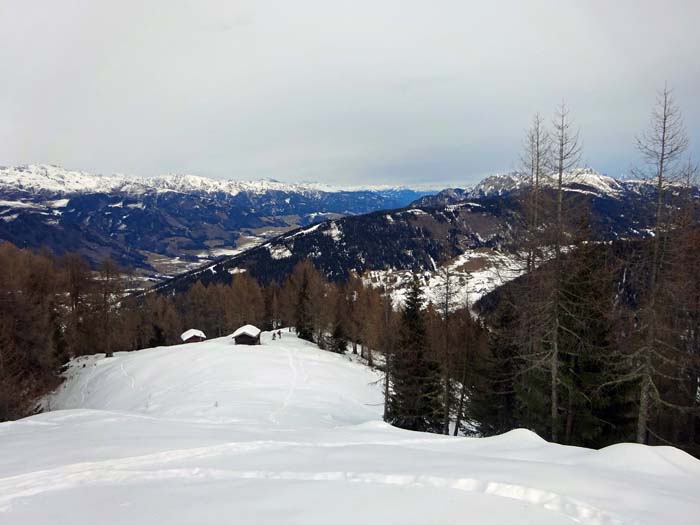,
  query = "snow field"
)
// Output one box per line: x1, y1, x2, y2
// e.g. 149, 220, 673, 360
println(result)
0, 331, 699, 524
